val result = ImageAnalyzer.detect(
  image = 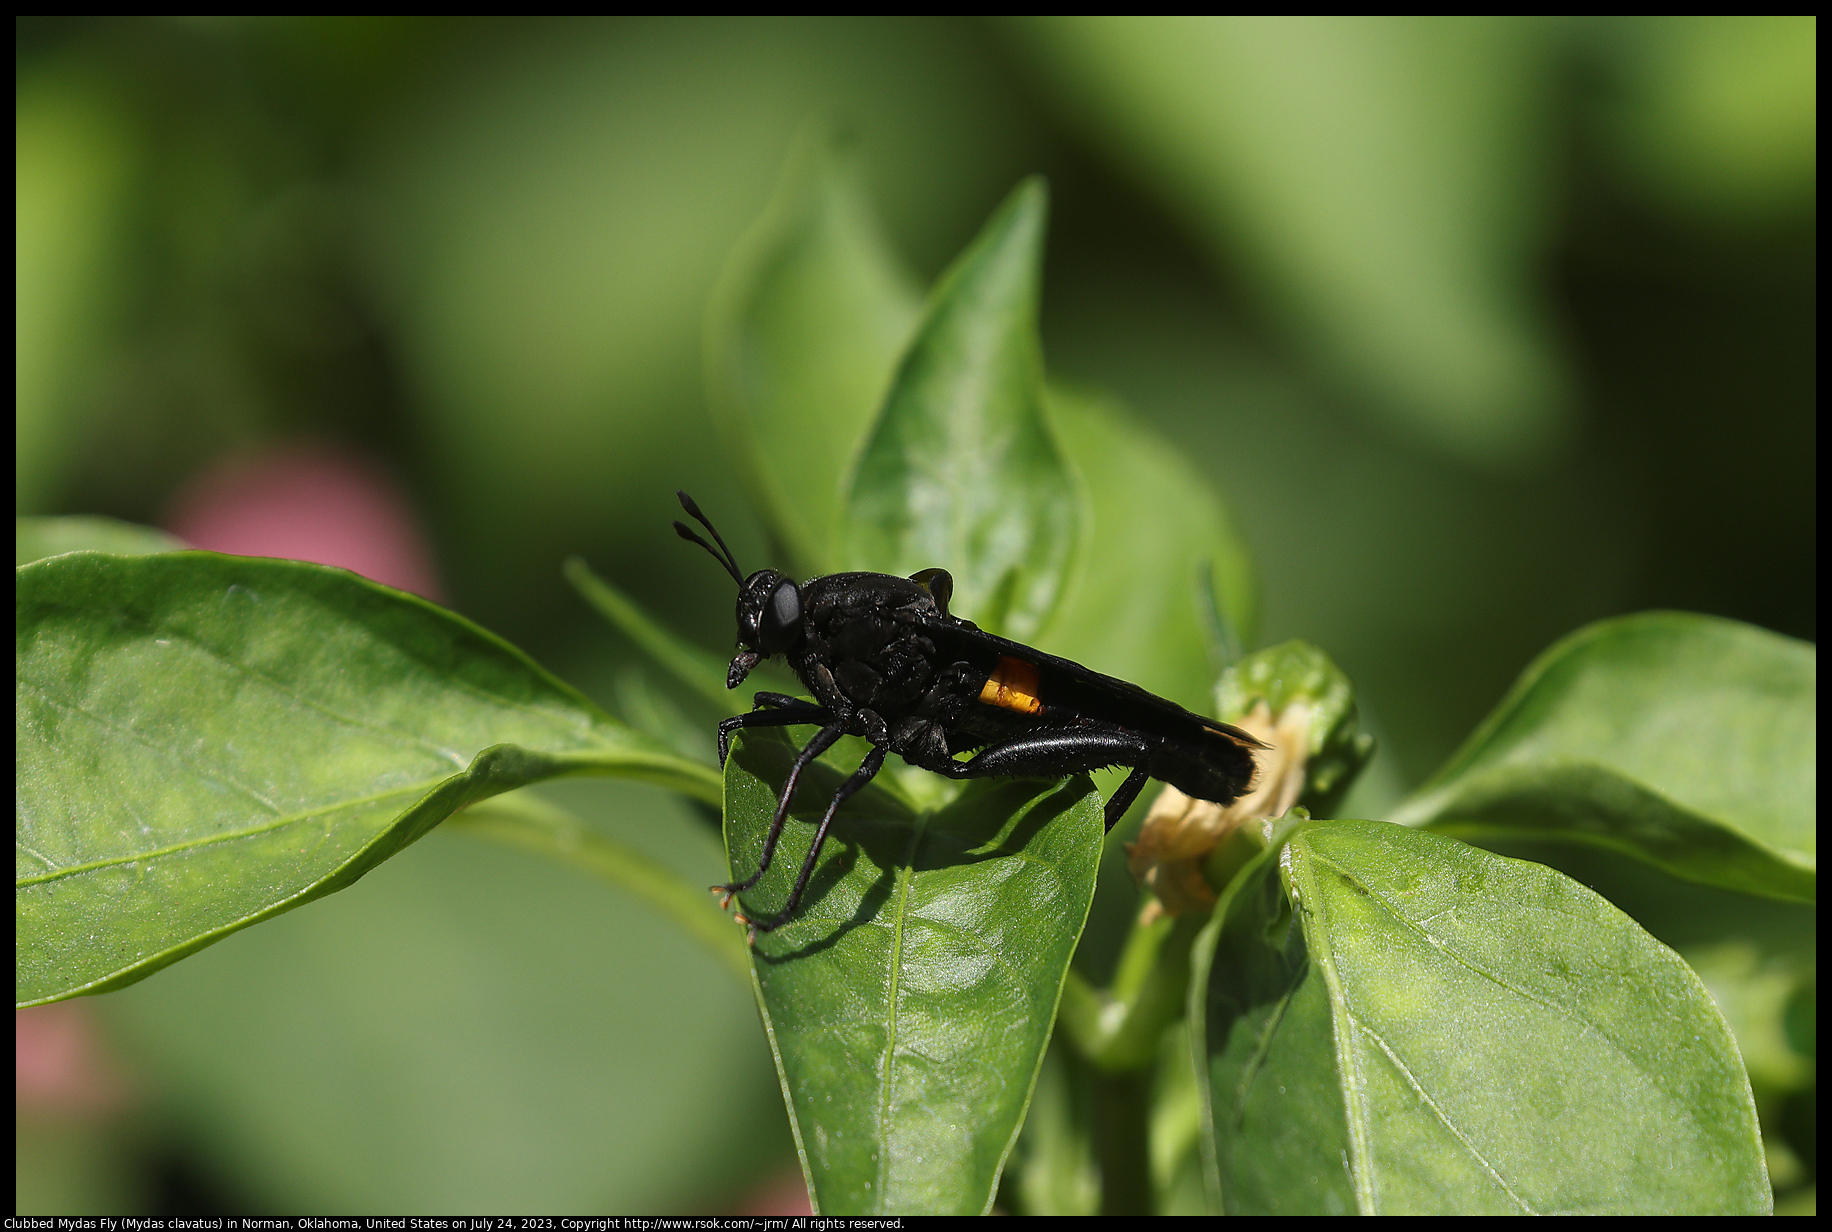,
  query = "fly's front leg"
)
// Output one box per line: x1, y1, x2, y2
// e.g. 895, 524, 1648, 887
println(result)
933, 726, 1157, 832
717, 693, 831, 766
740, 744, 887, 939
714, 720, 845, 907
740, 707, 890, 938
740, 709, 891, 939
